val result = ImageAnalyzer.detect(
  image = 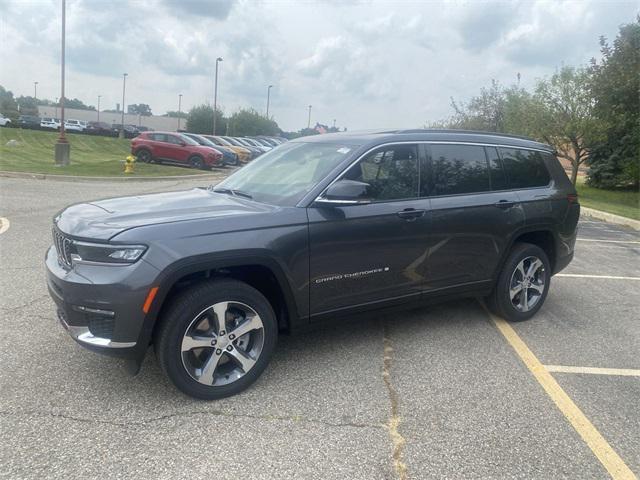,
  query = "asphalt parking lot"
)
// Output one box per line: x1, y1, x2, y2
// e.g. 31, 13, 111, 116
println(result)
1, 176, 638, 479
